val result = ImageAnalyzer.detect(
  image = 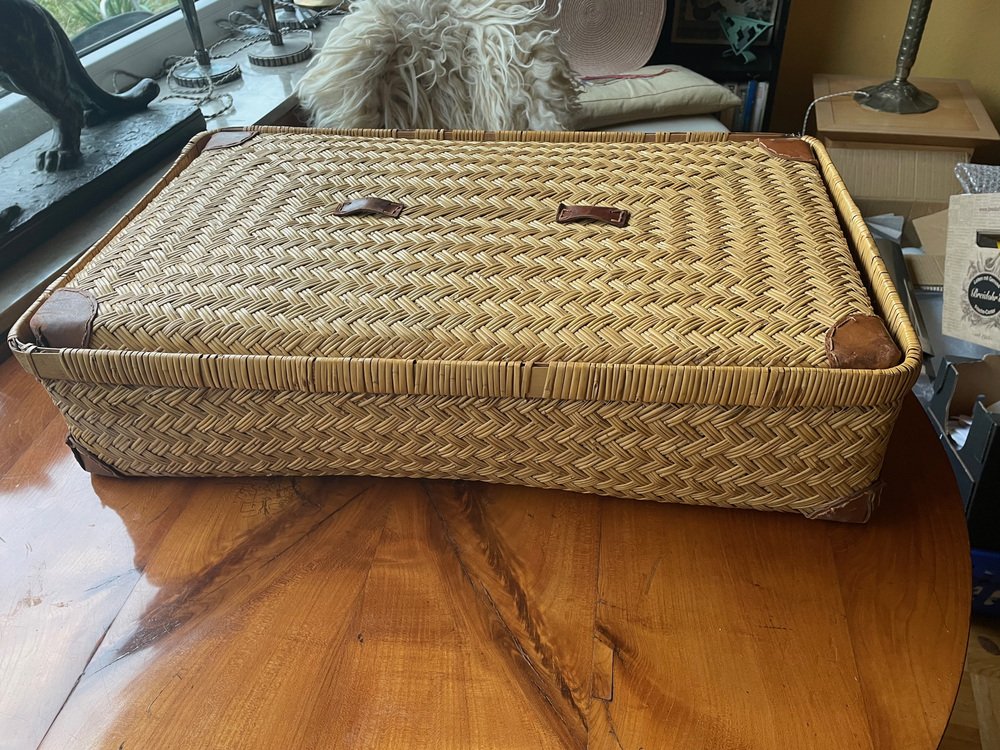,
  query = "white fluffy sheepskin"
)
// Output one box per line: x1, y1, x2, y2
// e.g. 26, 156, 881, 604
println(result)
295, 0, 579, 130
